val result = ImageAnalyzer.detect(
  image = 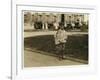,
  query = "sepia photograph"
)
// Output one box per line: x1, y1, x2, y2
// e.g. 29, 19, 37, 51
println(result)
24, 11, 89, 67
11, 3, 97, 80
